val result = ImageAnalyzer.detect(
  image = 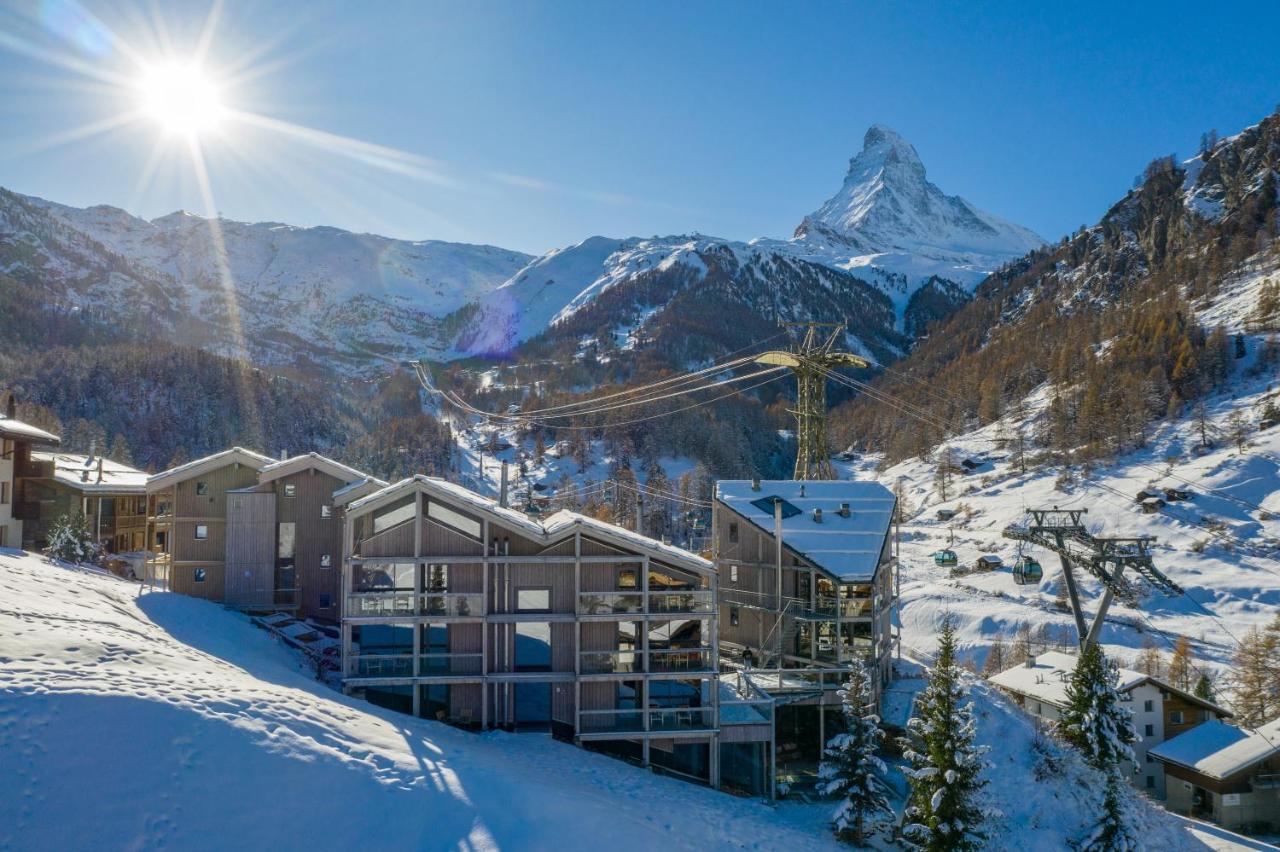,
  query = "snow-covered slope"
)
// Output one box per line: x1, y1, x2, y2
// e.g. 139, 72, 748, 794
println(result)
446, 125, 1042, 360
0, 549, 836, 850
0, 188, 531, 373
